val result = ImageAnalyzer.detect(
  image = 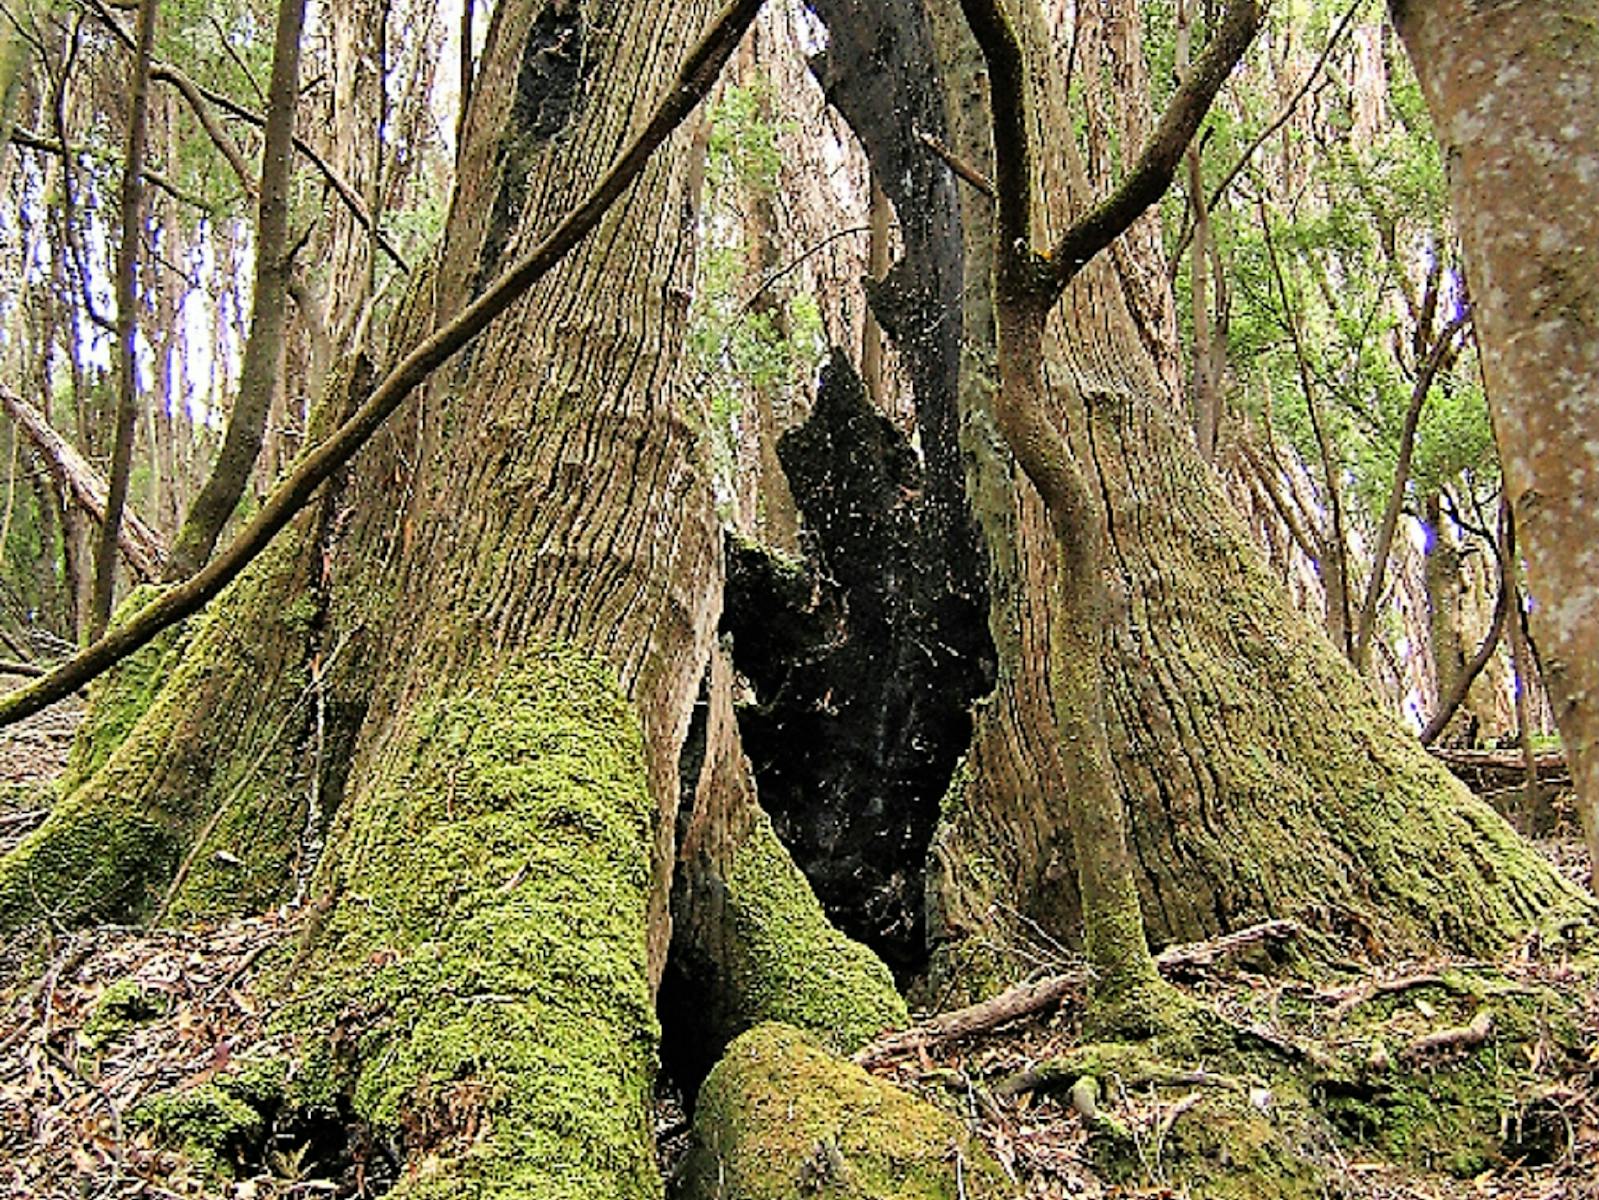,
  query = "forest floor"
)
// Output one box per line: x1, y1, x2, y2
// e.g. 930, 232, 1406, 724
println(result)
0, 713, 1595, 1199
